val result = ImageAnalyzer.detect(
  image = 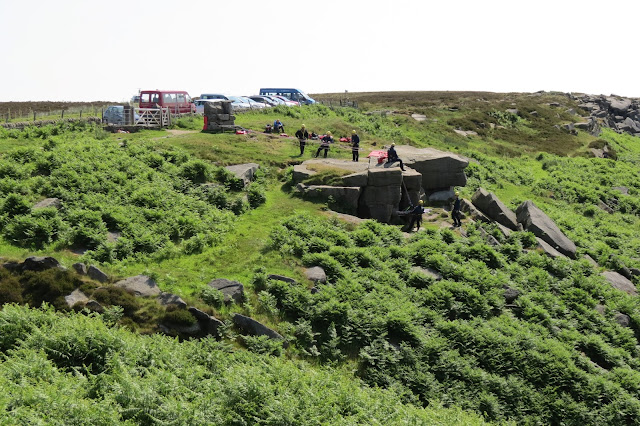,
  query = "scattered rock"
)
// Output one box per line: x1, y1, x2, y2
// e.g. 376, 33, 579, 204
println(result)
583, 254, 599, 268
188, 307, 224, 337
207, 278, 244, 304
232, 313, 284, 341
612, 186, 629, 195
516, 201, 577, 258
32, 198, 61, 210
64, 289, 89, 308
21, 256, 62, 272
411, 113, 427, 121
268, 274, 297, 285
536, 237, 565, 258
72, 262, 87, 275
503, 285, 521, 304
305, 267, 327, 283
427, 189, 455, 204
224, 163, 260, 187
614, 312, 631, 328
594, 304, 606, 315
158, 292, 187, 308
87, 265, 109, 283
411, 266, 442, 281
114, 275, 161, 297
471, 188, 518, 230
85, 300, 104, 313
602, 271, 637, 296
